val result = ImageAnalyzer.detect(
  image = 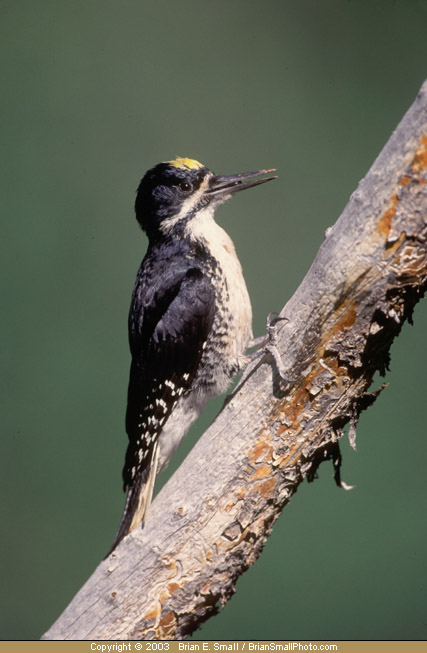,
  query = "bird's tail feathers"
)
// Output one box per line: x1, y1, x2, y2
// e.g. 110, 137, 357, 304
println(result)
105, 442, 159, 558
